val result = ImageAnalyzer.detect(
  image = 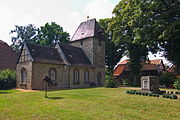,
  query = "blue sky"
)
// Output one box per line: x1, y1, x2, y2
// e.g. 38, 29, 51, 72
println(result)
0, 0, 119, 45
